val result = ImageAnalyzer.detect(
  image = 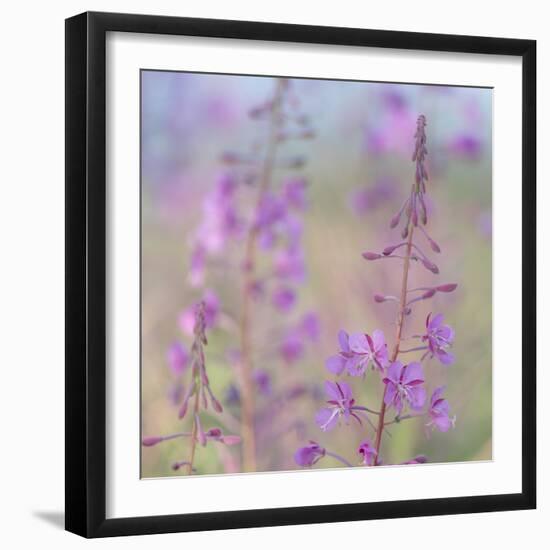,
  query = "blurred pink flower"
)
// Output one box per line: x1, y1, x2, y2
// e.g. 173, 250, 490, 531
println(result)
271, 286, 297, 313
167, 342, 190, 376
